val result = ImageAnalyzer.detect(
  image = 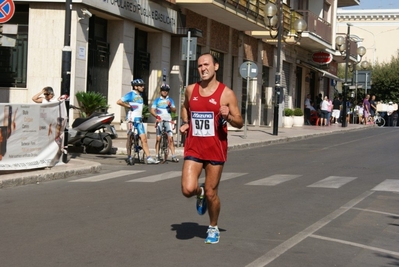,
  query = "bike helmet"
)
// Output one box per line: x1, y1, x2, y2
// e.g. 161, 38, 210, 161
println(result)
131, 79, 145, 86
160, 84, 170, 91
